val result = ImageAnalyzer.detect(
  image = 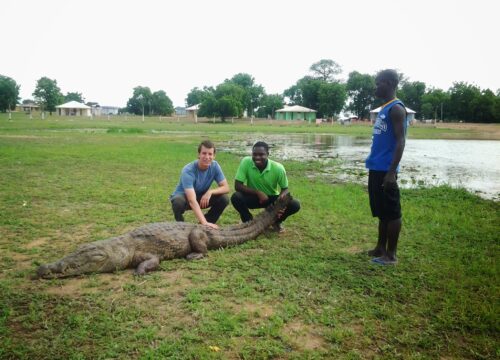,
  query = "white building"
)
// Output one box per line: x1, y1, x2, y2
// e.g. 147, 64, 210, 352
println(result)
370, 106, 416, 124
56, 101, 92, 116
